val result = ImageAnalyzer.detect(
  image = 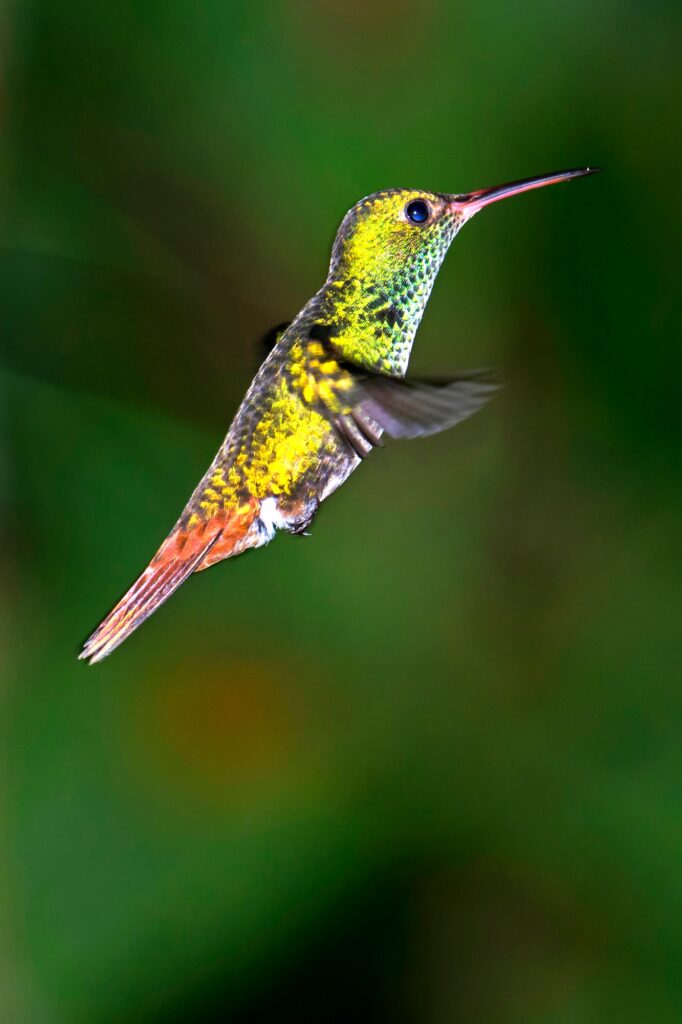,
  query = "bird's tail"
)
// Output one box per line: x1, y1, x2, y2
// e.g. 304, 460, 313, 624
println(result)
80, 504, 258, 665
